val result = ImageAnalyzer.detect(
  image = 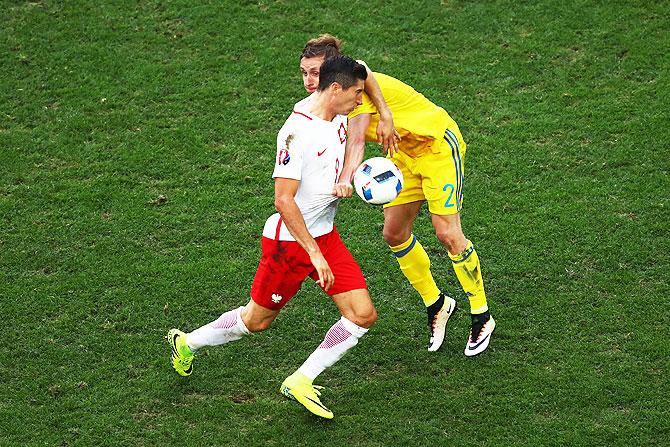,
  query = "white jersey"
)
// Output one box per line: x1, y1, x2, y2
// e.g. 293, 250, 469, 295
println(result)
262, 100, 349, 241
293, 93, 315, 113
